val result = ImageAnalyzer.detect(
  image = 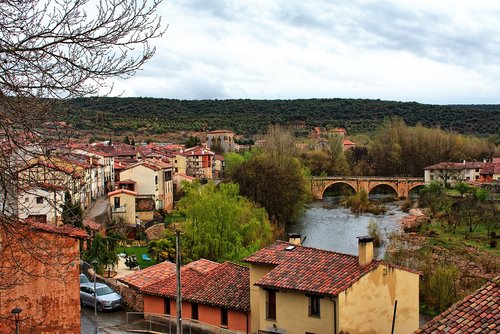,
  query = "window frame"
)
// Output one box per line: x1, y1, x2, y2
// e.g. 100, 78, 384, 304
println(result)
191, 302, 199, 320
221, 308, 228, 326
306, 294, 322, 318
164, 298, 170, 315
265, 289, 277, 320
